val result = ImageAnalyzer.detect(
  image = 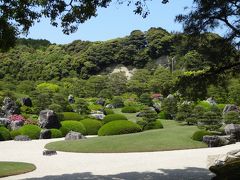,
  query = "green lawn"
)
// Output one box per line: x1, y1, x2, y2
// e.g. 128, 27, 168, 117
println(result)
0, 162, 36, 178
45, 120, 207, 153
